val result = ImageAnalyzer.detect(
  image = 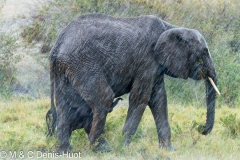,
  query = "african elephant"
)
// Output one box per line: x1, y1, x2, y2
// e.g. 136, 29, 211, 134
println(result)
49, 13, 218, 152
46, 97, 122, 137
